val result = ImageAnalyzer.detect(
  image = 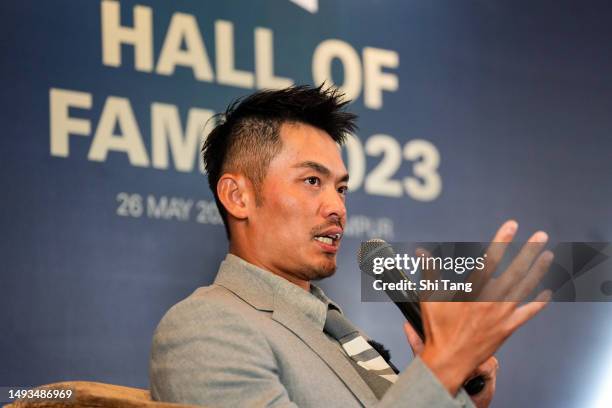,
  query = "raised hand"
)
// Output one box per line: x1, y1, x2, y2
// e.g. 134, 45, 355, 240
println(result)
416, 220, 552, 398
